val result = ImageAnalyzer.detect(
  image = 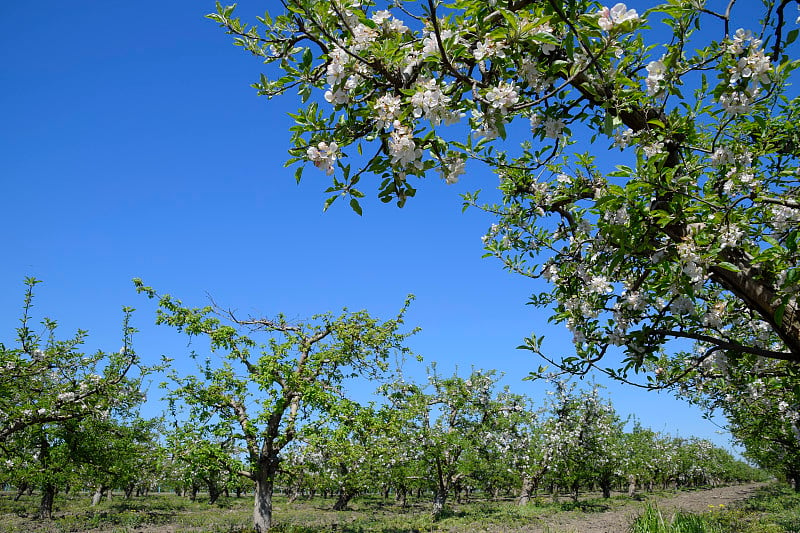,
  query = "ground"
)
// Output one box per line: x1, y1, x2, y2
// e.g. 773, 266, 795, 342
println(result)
0, 482, 772, 532
526, 483, 767, 533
